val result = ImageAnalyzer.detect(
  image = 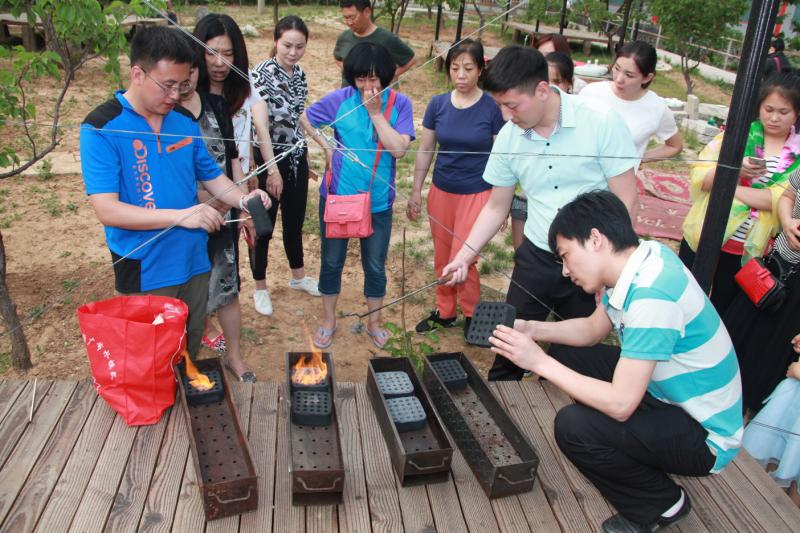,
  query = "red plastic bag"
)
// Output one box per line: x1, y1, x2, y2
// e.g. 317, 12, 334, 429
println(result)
77, 295, 188, 426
